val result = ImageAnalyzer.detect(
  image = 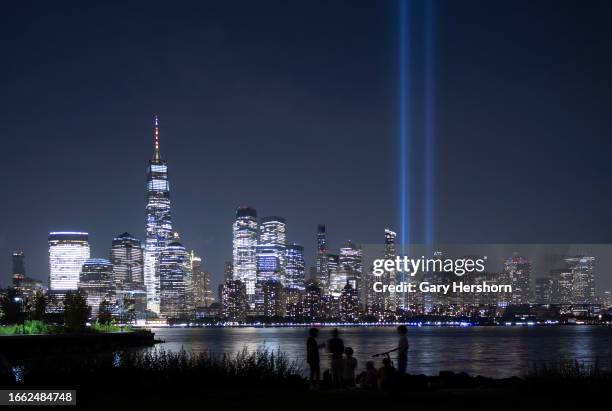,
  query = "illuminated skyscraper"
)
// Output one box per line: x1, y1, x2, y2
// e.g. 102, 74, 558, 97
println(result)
224, 261, 234, 282
12, 250, 26, 287
220, 279, 248, 323
339, 281, 359, 321
144, 116, 173, 314
49, 232, 90, 291
191, 251, 214, 308
159, 242, 191, 319
255, 217, 286, 309
111, 232, 144, 292
503, 254, 532, 305
333, 241, 362, 300
327, 254, 341, 297
535, 276, 553, 304
257, 217, 287, 282
232, 206, 258, 304
316, 224, 329, 293
285, 243, 305, 291
566, 256, 595, 304
78, 258, 115, 319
